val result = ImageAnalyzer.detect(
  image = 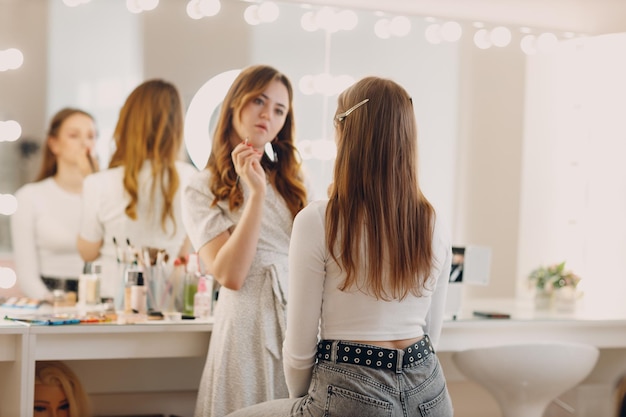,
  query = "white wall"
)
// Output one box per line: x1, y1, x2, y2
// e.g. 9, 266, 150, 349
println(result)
518, 33, 626, 309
